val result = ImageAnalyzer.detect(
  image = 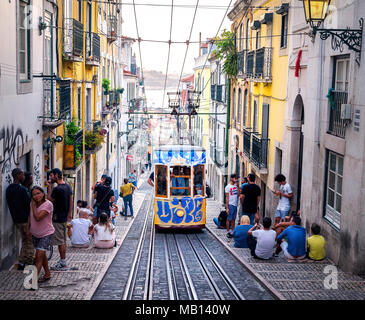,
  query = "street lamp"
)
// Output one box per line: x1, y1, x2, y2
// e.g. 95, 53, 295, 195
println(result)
127, 118, 134, 132
299, 0, 363, 60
